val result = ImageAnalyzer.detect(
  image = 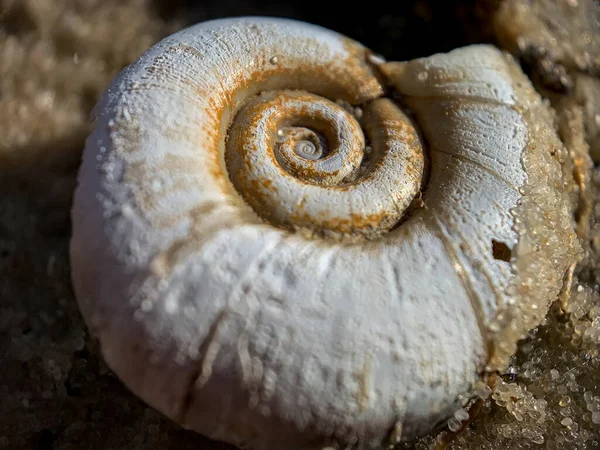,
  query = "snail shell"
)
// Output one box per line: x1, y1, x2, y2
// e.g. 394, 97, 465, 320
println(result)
70, 17, 579, 449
